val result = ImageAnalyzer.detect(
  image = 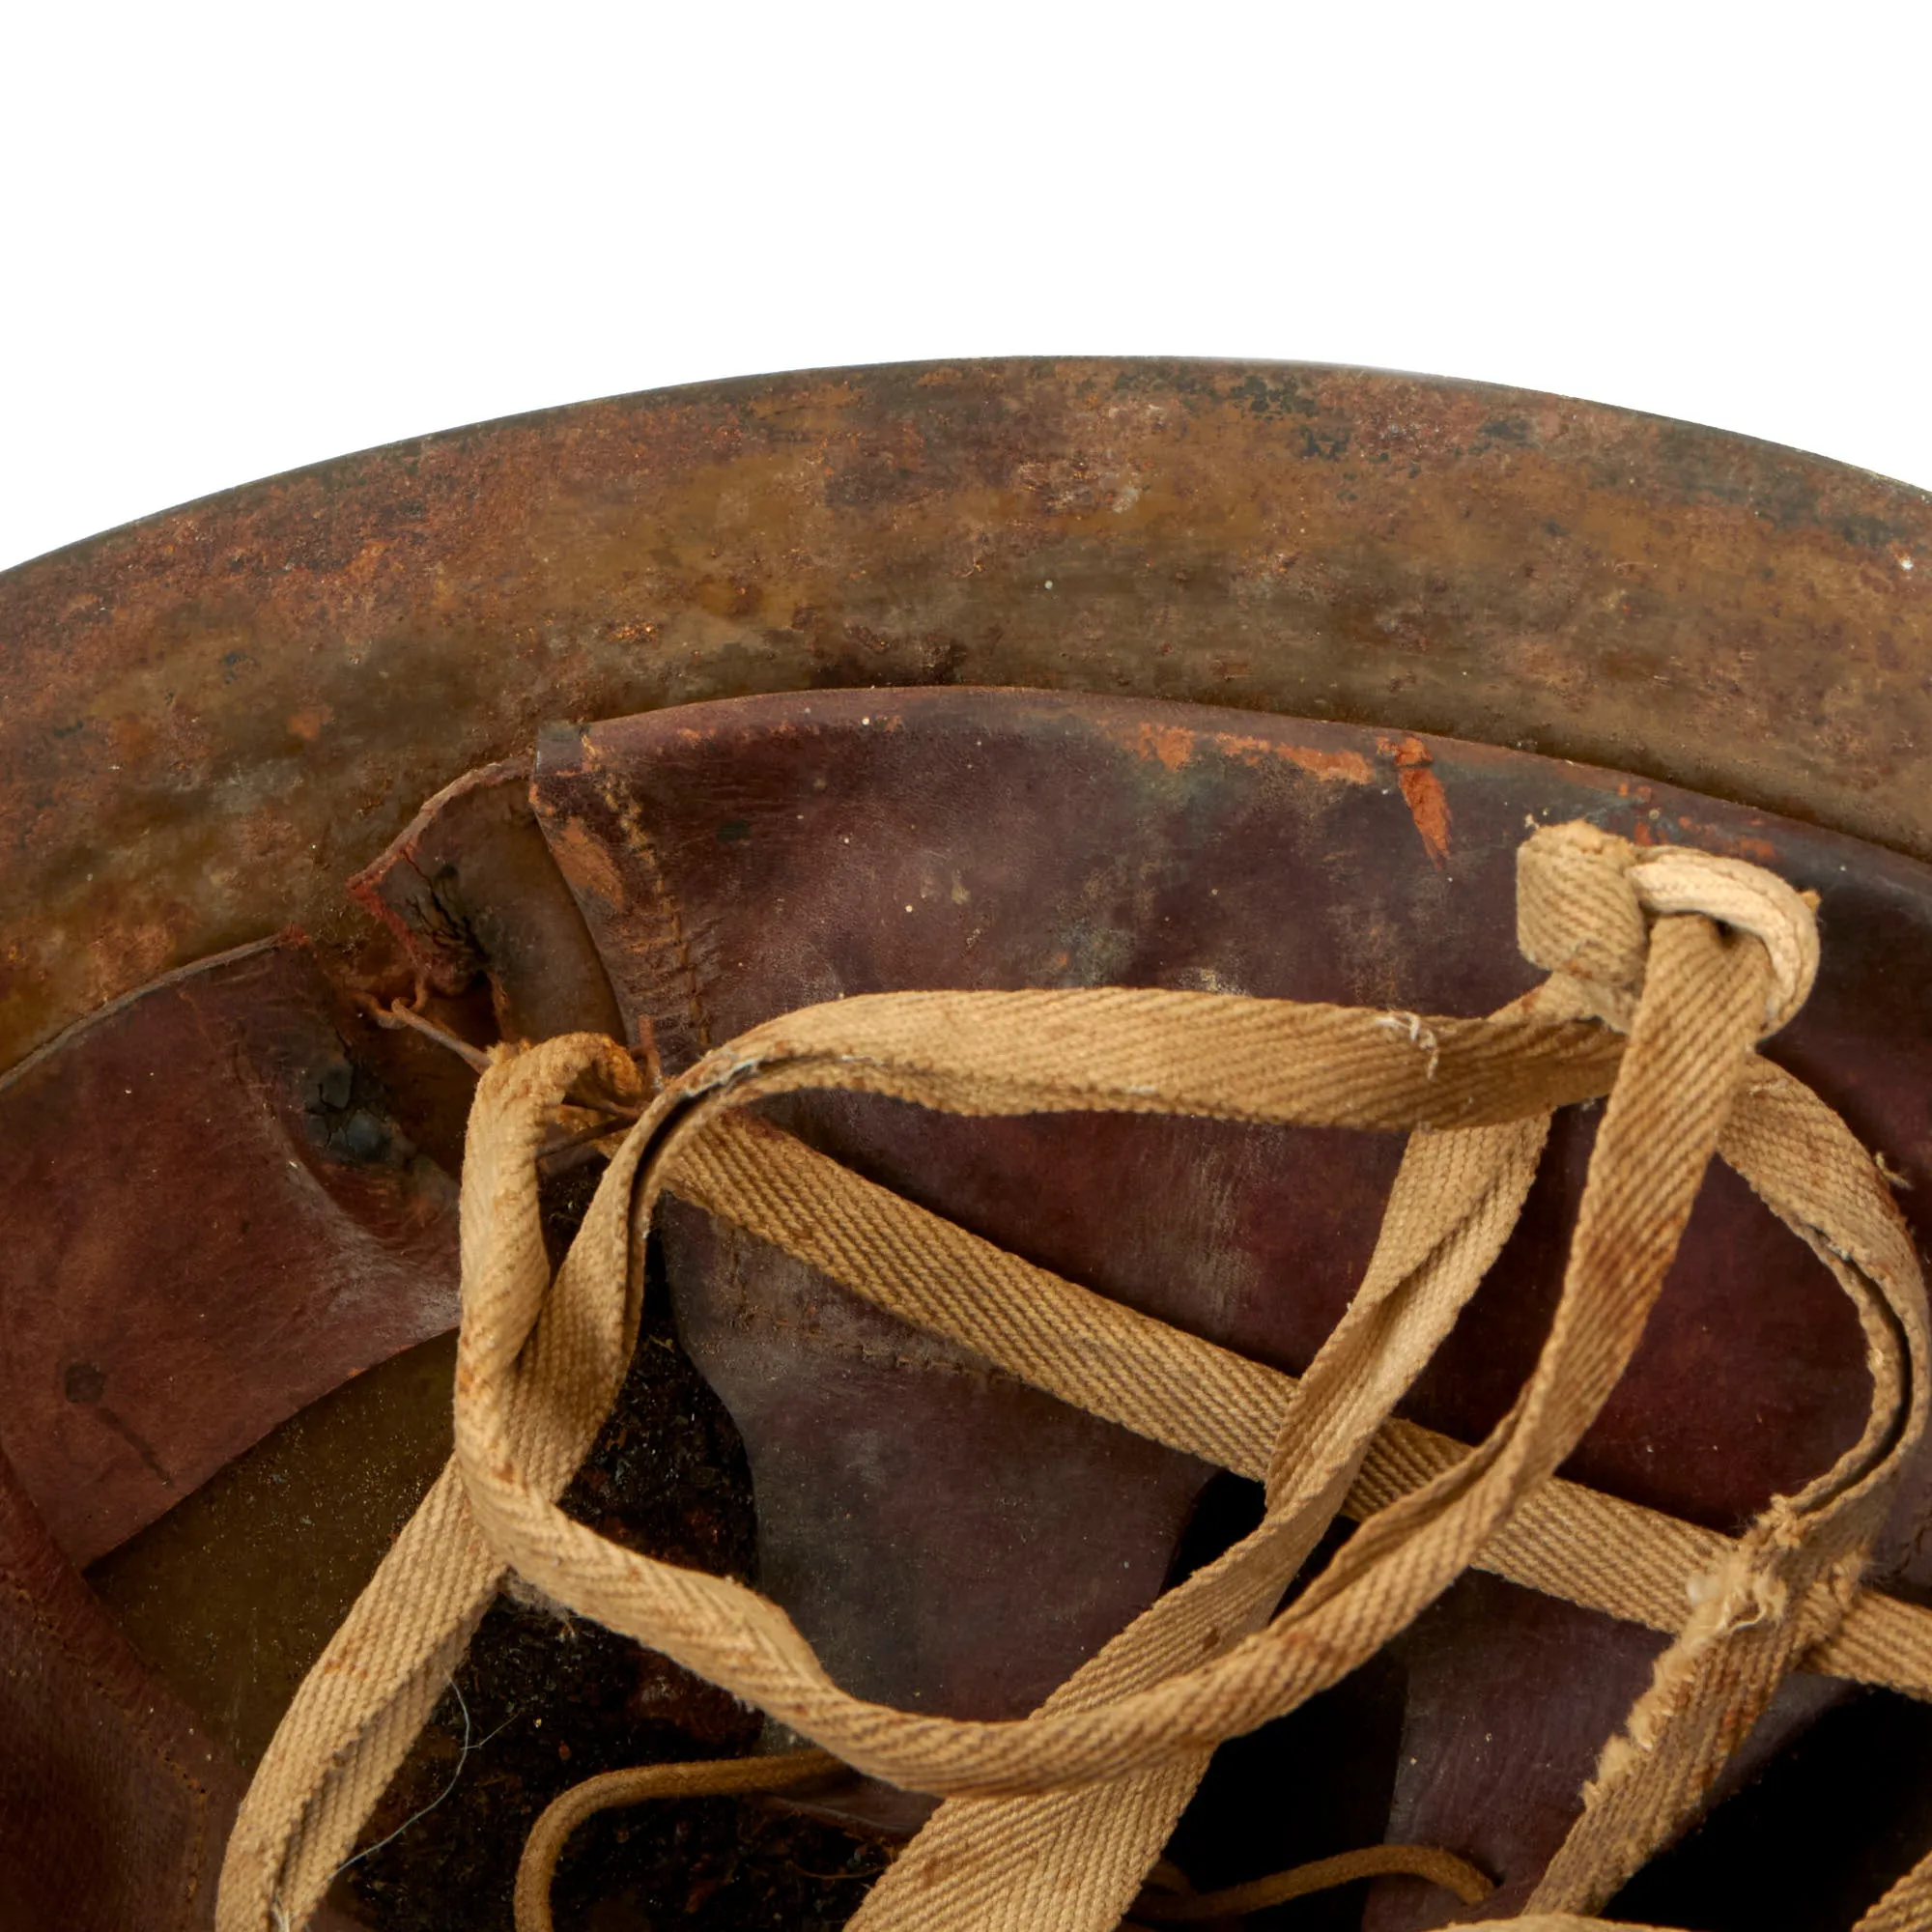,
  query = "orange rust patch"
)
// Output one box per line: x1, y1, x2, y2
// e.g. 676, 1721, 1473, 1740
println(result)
1380, 734, 1453, 867
1135, 722, 1196, 772
1673, 814, 1777, 863
1204, 730, 1374, 783
1274, 741, 1374, 784
286, 704, 331, 742
1113, 719, 1373, 784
